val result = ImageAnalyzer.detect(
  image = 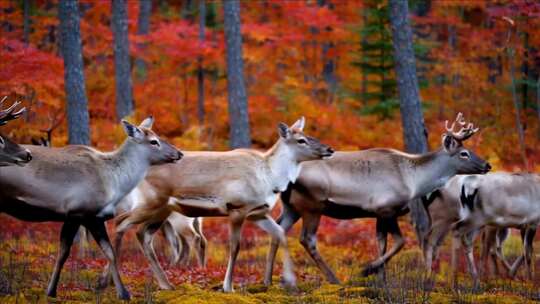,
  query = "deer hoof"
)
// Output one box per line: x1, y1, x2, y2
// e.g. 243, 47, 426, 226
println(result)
96, 276, 111, 290
159, 282, 175, 290
117, 288, 131, 300
46, 289, 57, 298
361, 263, 384, 277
